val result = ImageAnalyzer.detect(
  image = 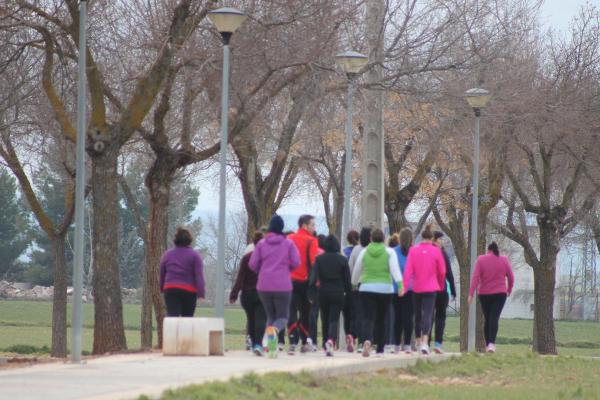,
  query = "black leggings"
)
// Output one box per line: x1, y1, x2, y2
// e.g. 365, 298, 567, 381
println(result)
360, 292, 392, 353
288, 281, 310, 345
479, 293, 507, 345
319, 291, 345, 345
347, 291, 362, 340
240, 290, 266, 347
430, 291, 449, 345
413, 292, 436, 339
310, 298, 320, 345
393, 291, 414, 346
164, 288, 197, 317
